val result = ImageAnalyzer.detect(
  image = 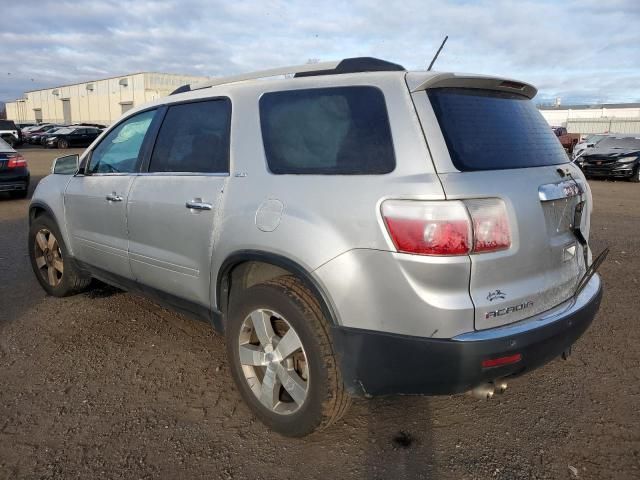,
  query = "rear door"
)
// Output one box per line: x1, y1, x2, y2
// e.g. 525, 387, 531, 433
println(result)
127, 98, 231, 307
64, 109, 157, 279
413, 84, 590, 330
